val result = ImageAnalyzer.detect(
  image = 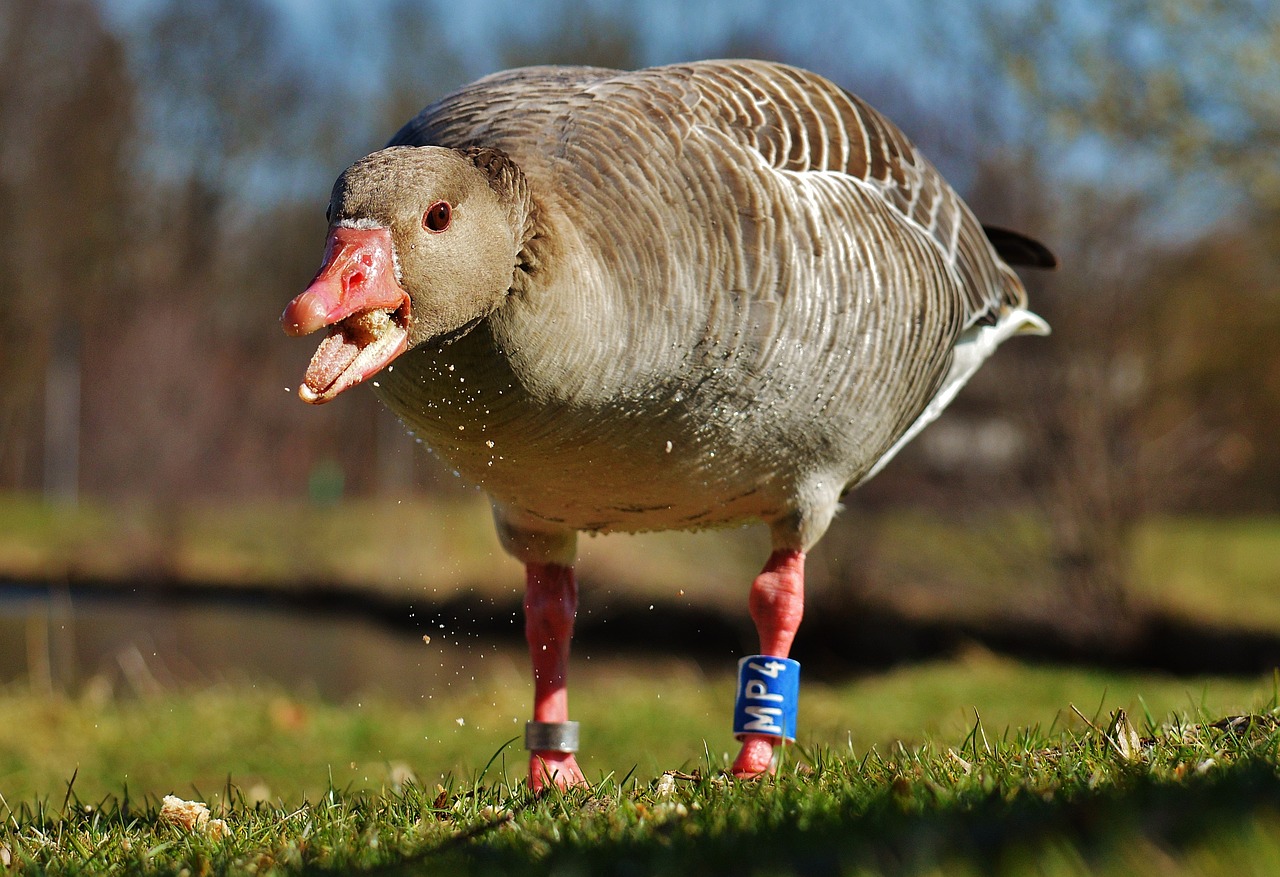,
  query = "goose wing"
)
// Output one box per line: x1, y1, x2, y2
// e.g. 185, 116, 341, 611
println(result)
667, 60, 1030, 326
